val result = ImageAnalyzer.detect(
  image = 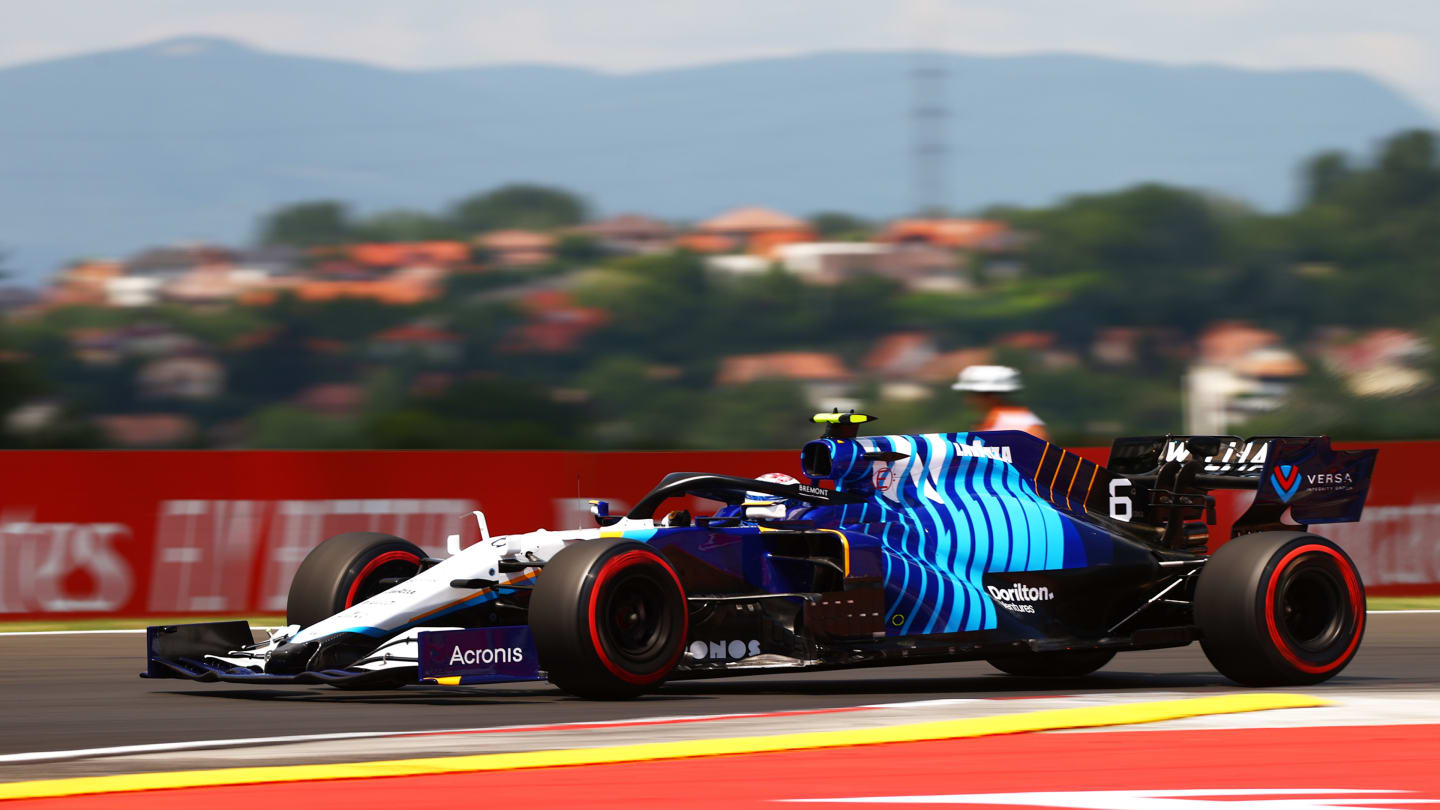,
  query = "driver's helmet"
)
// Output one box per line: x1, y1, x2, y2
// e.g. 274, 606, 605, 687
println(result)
742, 472, 799, 521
